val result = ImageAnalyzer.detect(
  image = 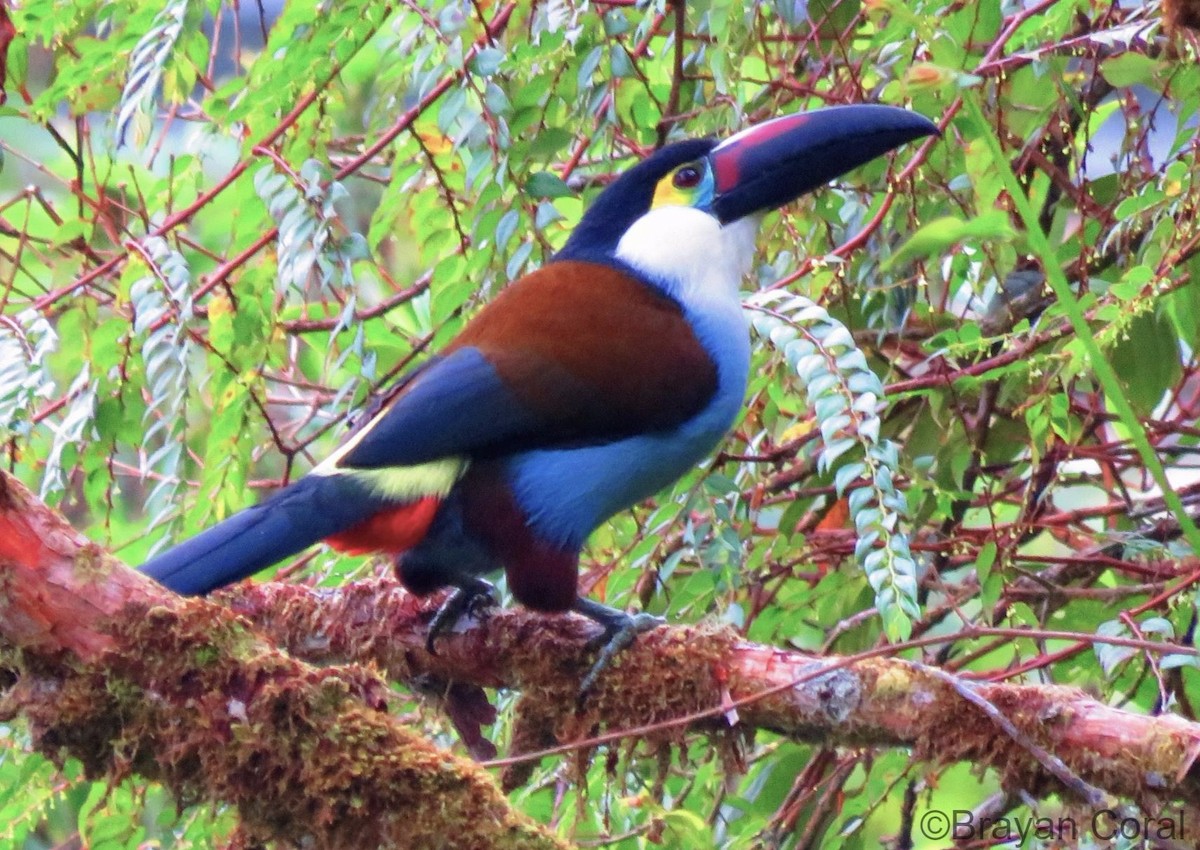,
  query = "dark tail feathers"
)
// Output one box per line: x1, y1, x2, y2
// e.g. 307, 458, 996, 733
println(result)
140, 475, 383, 595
